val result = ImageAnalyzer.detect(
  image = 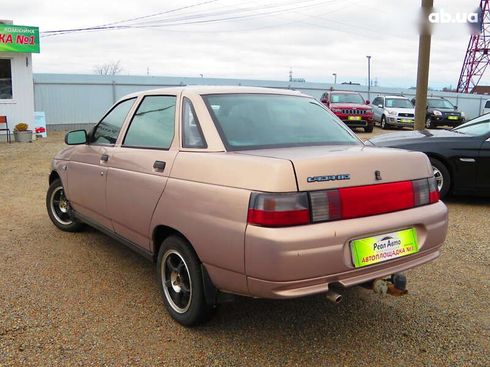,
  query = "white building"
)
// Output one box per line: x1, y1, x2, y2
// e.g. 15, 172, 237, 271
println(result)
0, 20, 38, 141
